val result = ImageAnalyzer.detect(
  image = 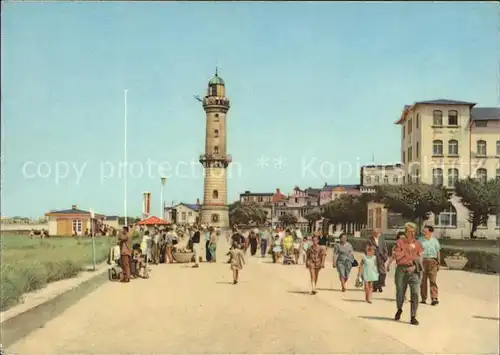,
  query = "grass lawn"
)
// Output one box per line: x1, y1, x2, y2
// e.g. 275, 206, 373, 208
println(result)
0, 234, 116, 311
